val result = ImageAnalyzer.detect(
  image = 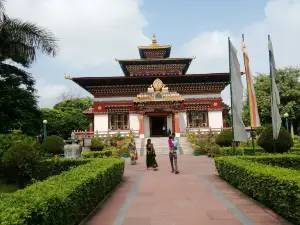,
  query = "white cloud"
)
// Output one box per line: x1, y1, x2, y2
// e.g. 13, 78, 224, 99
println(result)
184, 0, 300, 105
5, 0, 150, 106
35, 80, 69, 108
5, 0, 149, 68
